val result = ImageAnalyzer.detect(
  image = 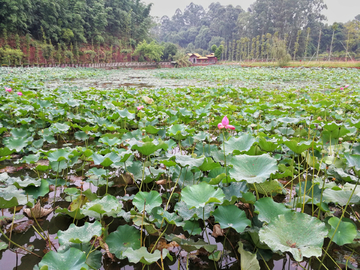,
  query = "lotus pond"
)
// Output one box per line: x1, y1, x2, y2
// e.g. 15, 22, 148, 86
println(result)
1, 66, 360, 270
